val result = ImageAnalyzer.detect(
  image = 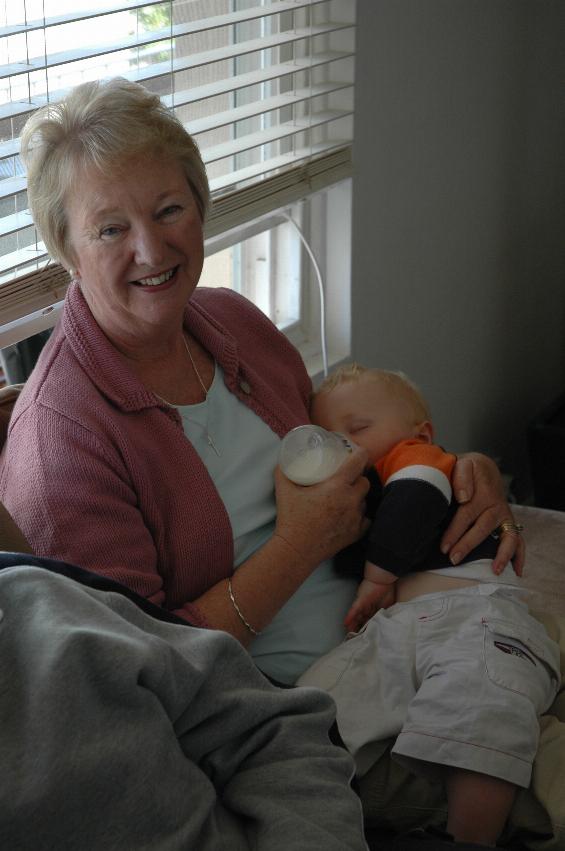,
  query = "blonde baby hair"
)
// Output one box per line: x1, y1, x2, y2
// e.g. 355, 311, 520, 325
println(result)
314, 362, 431, 424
